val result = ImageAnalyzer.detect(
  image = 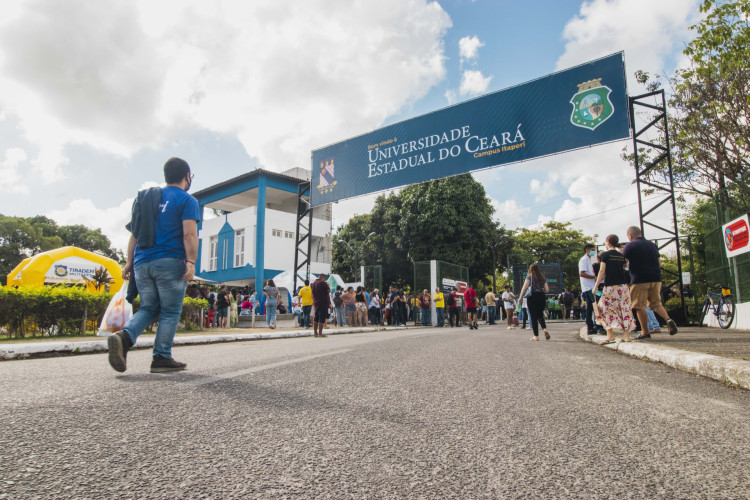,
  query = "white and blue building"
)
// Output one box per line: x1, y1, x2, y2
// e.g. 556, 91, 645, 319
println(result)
193, 167, 331, 291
